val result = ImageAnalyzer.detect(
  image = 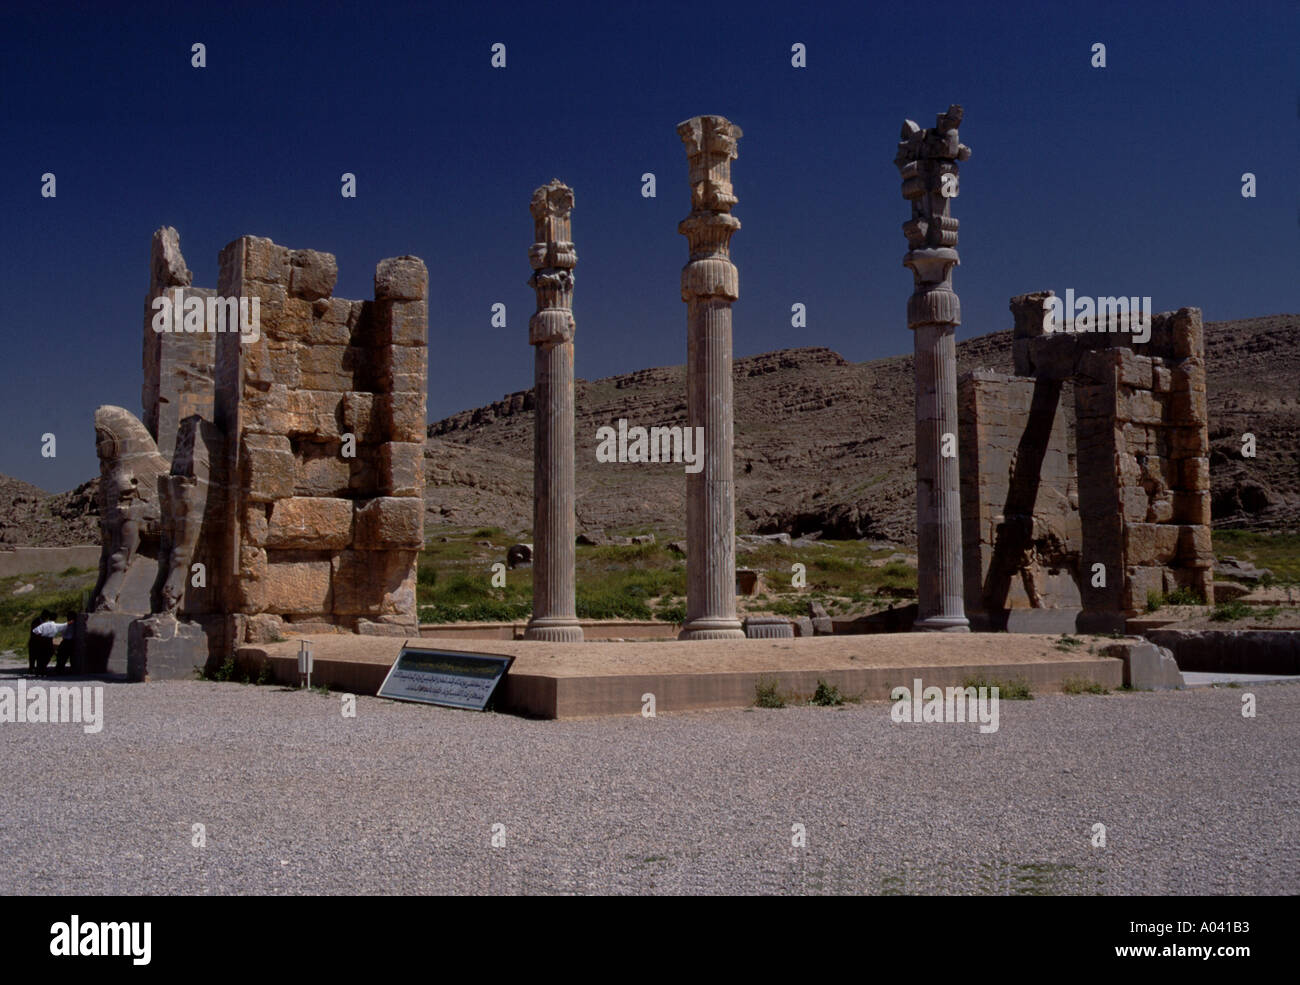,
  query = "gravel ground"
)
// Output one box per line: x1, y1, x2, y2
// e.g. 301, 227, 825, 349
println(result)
1, 671, 1296, 895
